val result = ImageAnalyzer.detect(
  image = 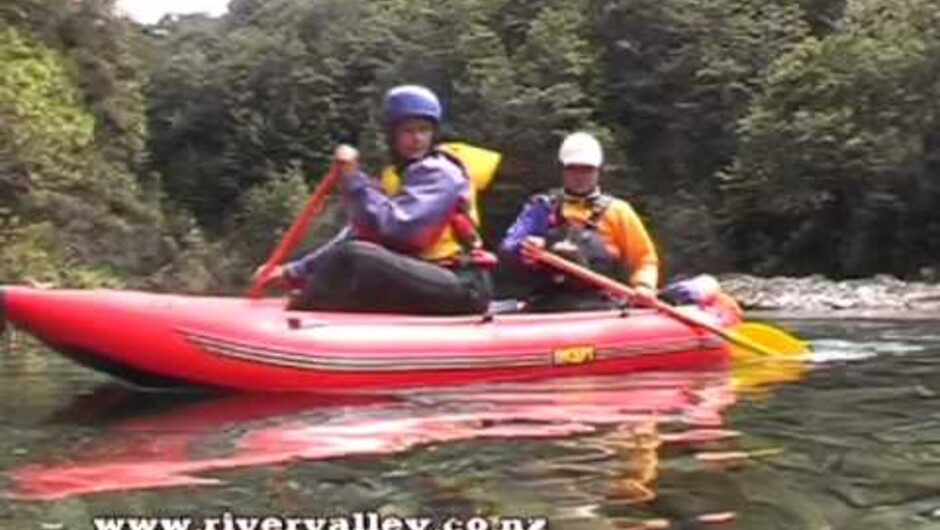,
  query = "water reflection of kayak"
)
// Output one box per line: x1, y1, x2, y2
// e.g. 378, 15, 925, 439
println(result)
0, 286, 734, 392
7, 372, 738, 501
